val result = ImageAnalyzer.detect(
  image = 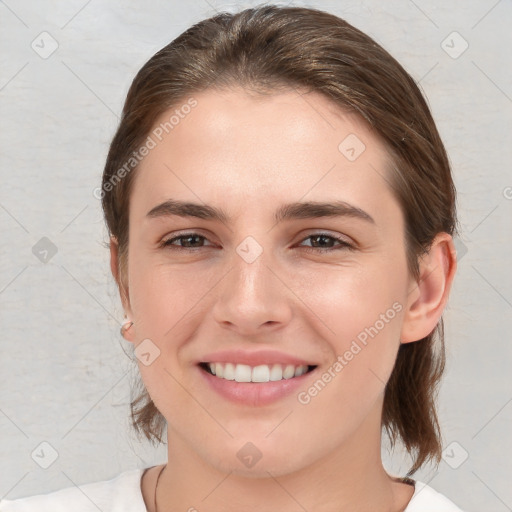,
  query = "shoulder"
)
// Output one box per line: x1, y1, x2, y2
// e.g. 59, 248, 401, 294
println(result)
0, 468, 147, 512
405, 480, 465, 512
